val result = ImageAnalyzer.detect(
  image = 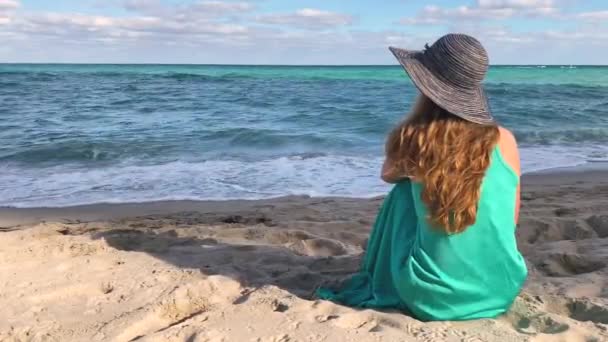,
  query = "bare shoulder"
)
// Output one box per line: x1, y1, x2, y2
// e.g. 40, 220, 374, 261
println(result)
498, 126, 517, 146
497, 126, 521, 176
